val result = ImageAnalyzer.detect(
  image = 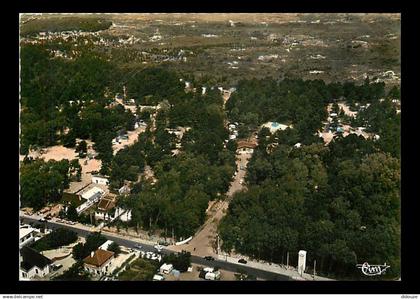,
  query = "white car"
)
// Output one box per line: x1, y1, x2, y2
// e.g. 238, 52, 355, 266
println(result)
154, 244, 164, 252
